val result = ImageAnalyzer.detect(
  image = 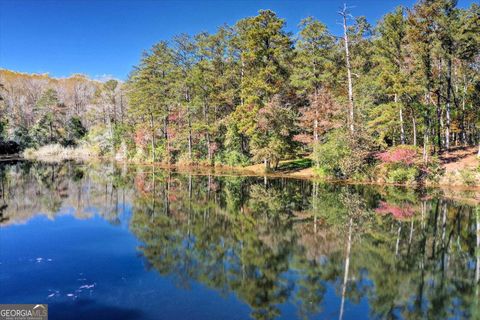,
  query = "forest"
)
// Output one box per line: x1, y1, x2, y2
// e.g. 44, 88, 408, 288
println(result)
0, 0, 479, 185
